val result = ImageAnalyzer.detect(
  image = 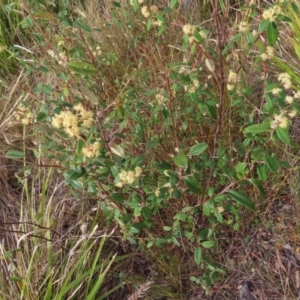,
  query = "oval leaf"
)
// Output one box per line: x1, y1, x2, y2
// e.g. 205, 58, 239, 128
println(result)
173, 151, 188, 169
169, 0, 178, 8
35, 12, 55, 21
257, 164, 268, 182
194, 247, 202, 265
258, 19, 270, 33
264, 153, 277, 173
80, 86, 98, 105
6, 150, 24, 159
248, 178, 265, 197
184, 177, 201, 194
36, 112, 47, 121
266, 22, 278, 46
188, 143, 208, 156
235, 162, 247, 173
276, 127, 291, 145
201, 241, 215, 248
205, 58, 215, 72
228, 190, 255, 210
110, 145, 125, 158
244, 122, 270, 134
67, 61, 97, 75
